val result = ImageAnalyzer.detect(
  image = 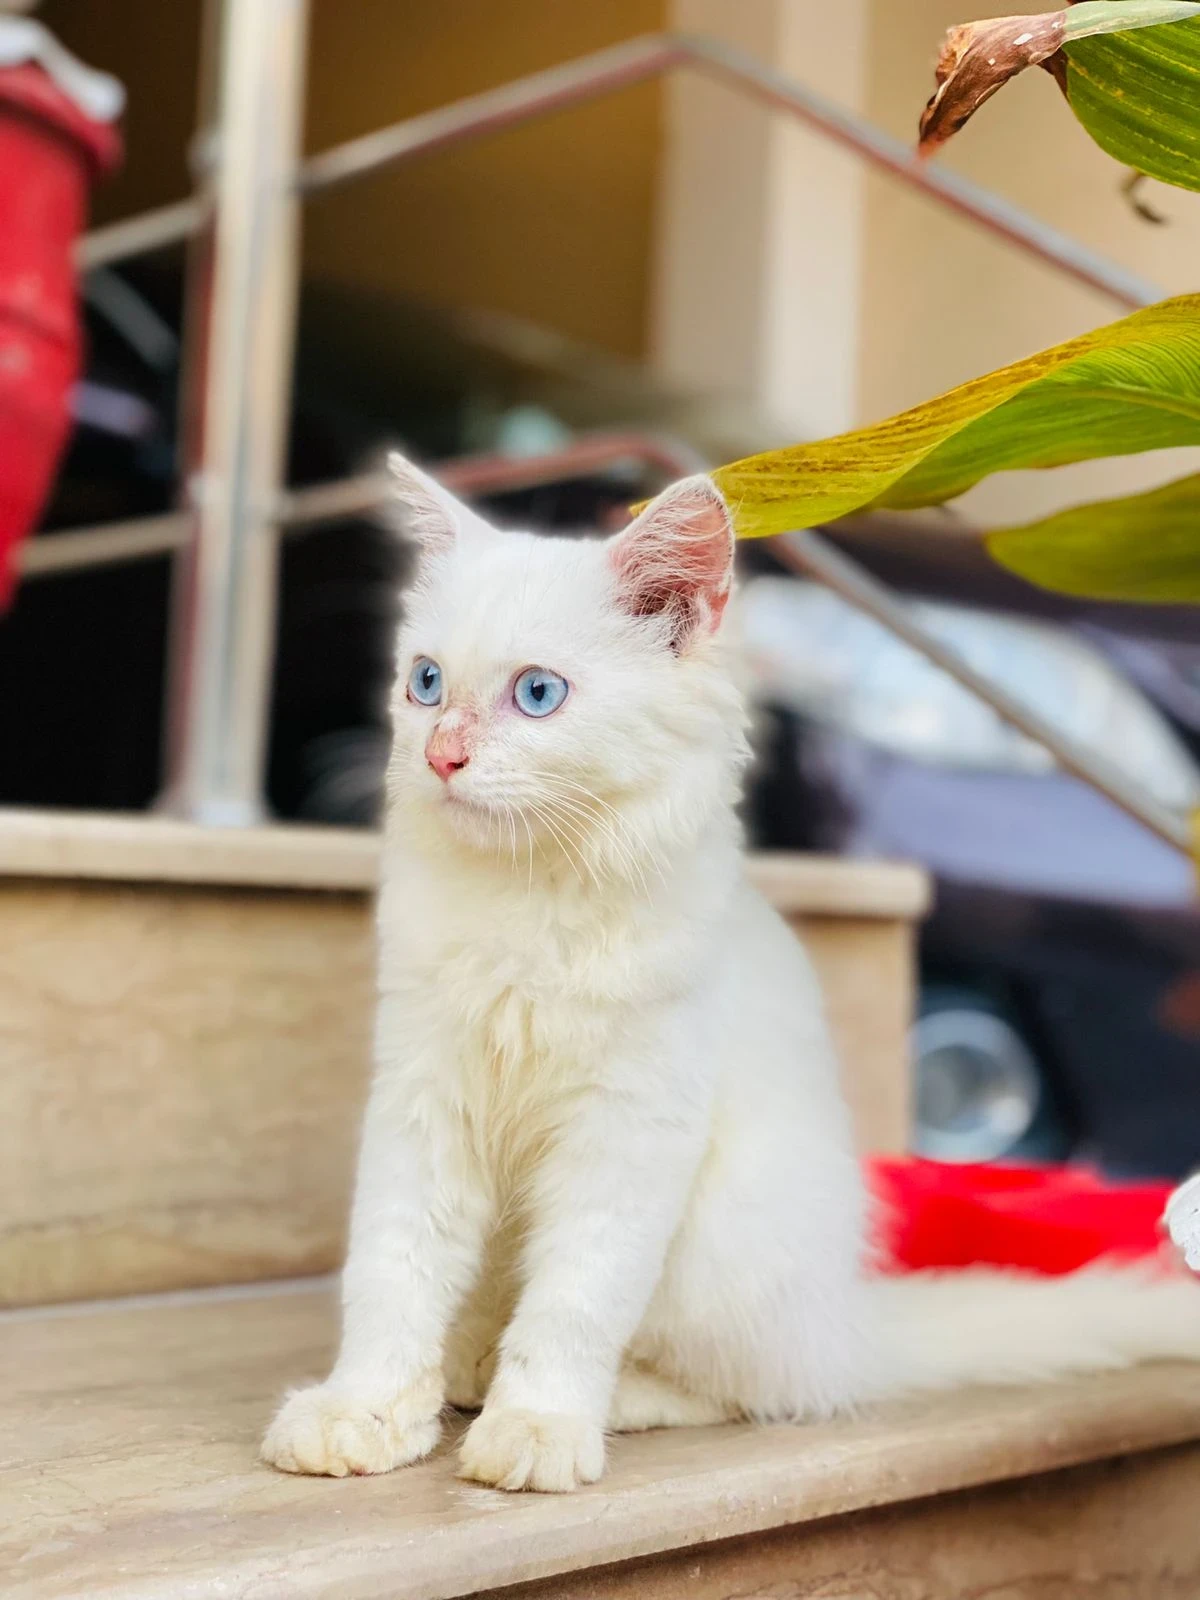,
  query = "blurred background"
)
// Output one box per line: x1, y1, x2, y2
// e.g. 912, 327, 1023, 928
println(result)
6, 0, 1200, 1177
